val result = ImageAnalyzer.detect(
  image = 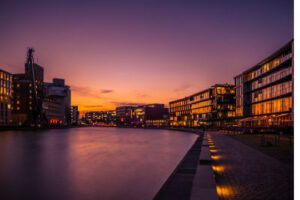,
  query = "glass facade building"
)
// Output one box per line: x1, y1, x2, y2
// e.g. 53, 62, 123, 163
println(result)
0, 69, 13, 126
169, 84, 235, 128
234, 40, 293, 128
